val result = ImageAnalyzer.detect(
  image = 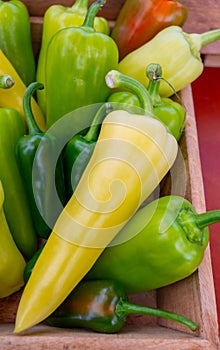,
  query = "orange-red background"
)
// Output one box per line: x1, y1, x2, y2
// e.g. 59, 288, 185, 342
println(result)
192, 66, 220, 330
